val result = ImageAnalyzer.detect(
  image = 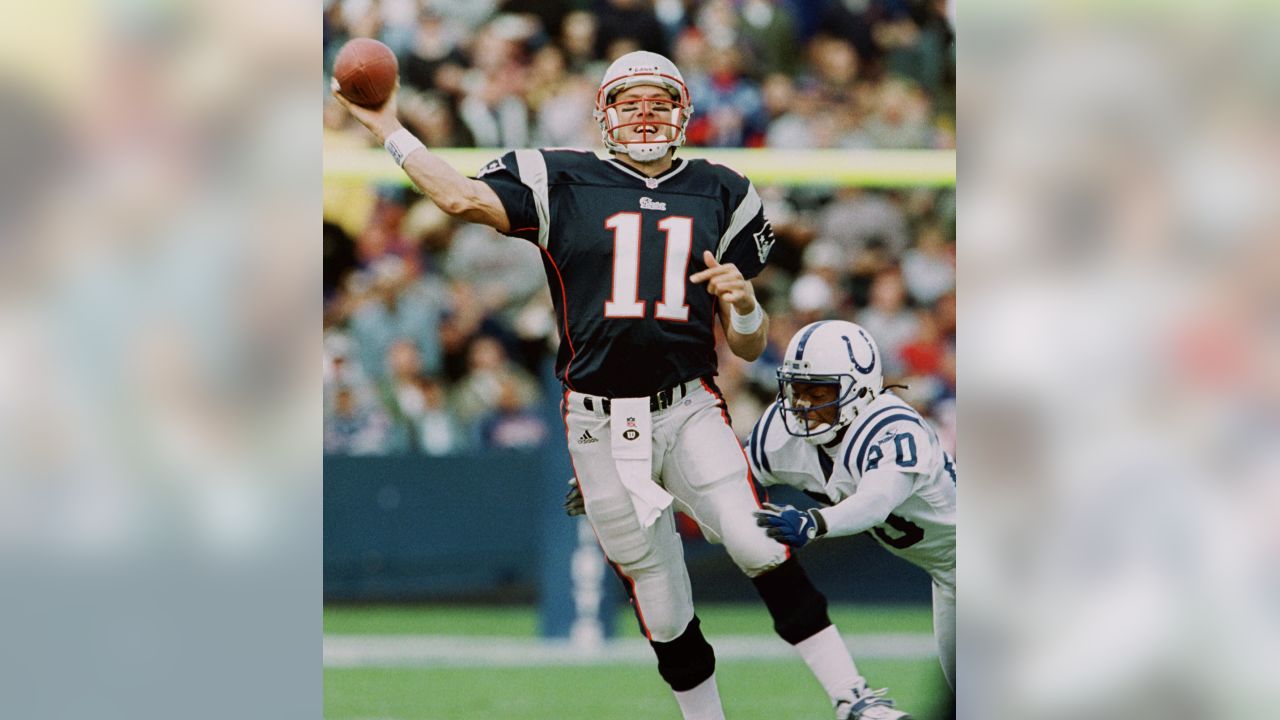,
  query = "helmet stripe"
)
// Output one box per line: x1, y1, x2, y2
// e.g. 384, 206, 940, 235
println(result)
793, 321, 831, 361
